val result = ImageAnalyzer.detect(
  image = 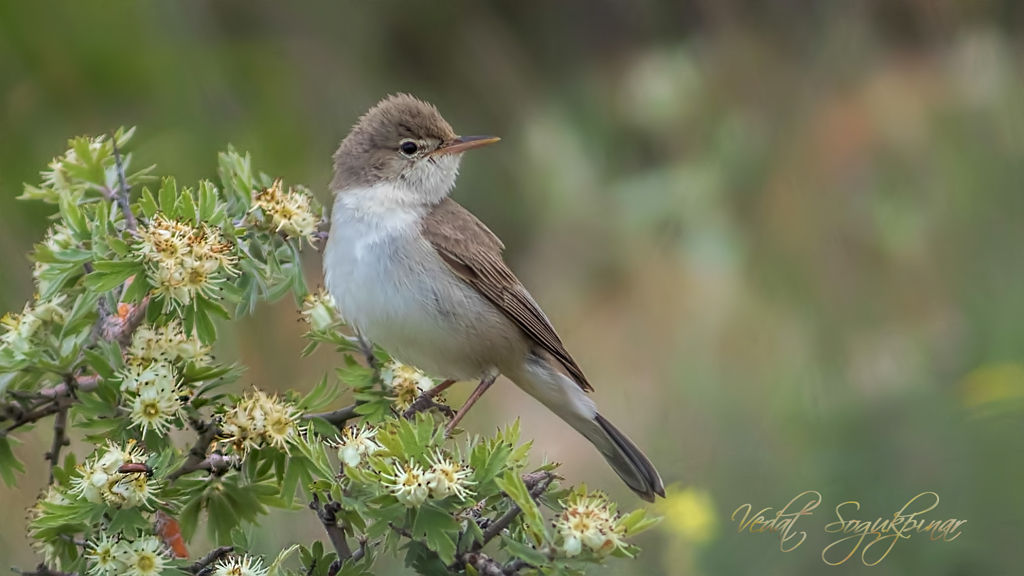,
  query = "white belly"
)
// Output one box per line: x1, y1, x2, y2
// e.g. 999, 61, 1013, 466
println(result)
324, 189, 524, 380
